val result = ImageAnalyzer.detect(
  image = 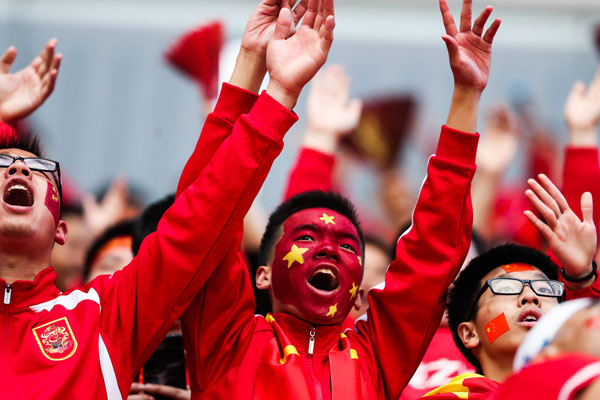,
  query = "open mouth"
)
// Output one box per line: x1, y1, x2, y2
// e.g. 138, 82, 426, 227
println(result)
519, 310, 541, 323
3, 183, 34, 207
308, 268, 339, 292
